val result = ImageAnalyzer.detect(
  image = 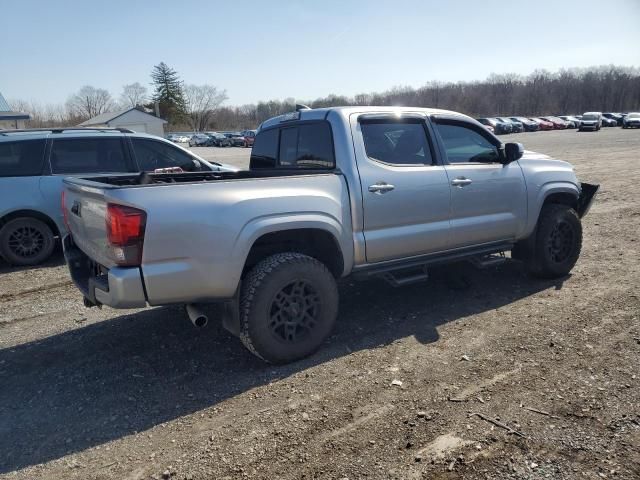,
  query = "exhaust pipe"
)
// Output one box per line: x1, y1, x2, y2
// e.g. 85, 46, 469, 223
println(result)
186, 304, 208, 328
